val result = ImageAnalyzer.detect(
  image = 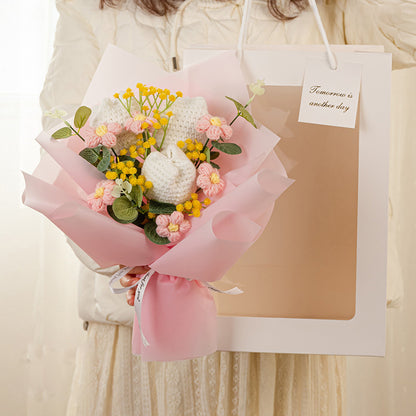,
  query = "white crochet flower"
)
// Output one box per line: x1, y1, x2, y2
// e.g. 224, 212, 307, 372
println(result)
249, 79, 265, 96
142, 144, 197, 205
89, 98, 127, 127
156, 97, 208, 148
